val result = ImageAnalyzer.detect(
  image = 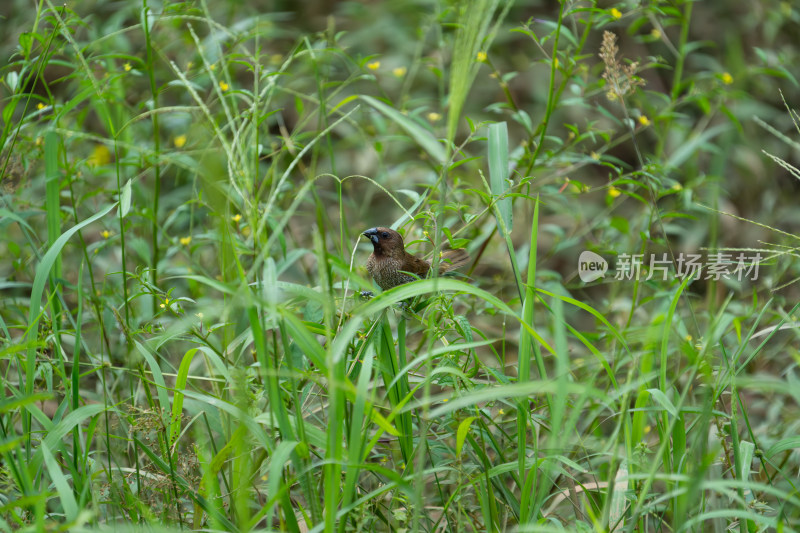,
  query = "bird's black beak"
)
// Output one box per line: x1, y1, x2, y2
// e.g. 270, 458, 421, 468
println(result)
362, 228, 380, 246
